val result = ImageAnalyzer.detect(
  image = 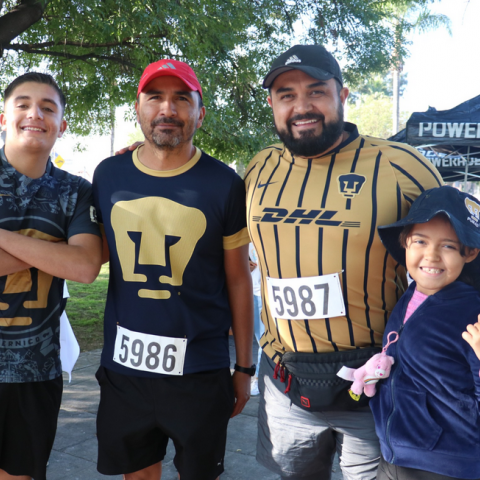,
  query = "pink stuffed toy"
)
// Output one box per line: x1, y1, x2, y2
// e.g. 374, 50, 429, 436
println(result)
337, 332, 398, 400
350, 351, 395, 397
